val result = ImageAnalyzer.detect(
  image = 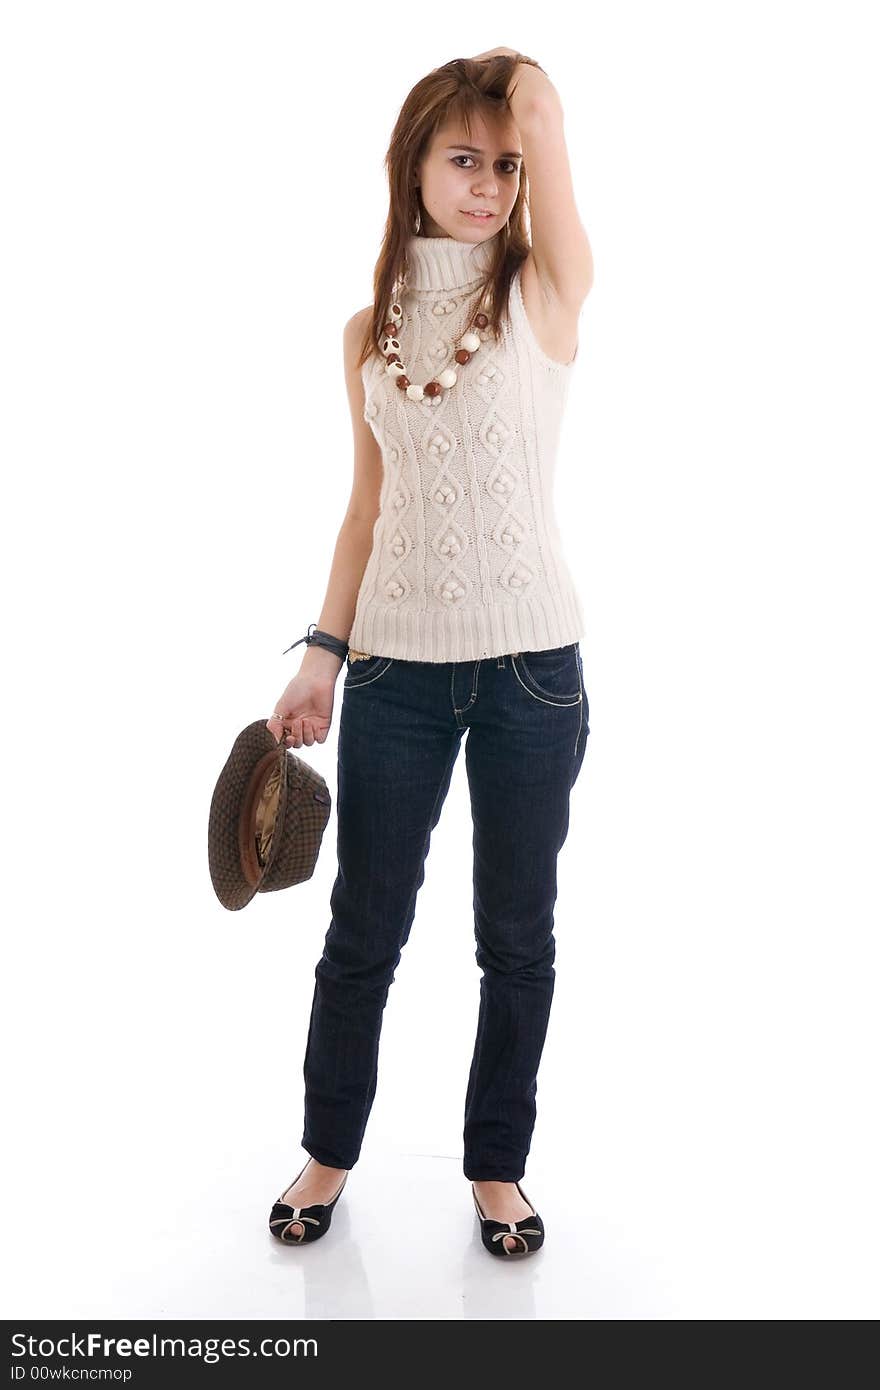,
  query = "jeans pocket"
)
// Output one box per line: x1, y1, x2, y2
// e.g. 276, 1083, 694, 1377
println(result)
512, 644, 582, 706
343, 655, 394, 688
